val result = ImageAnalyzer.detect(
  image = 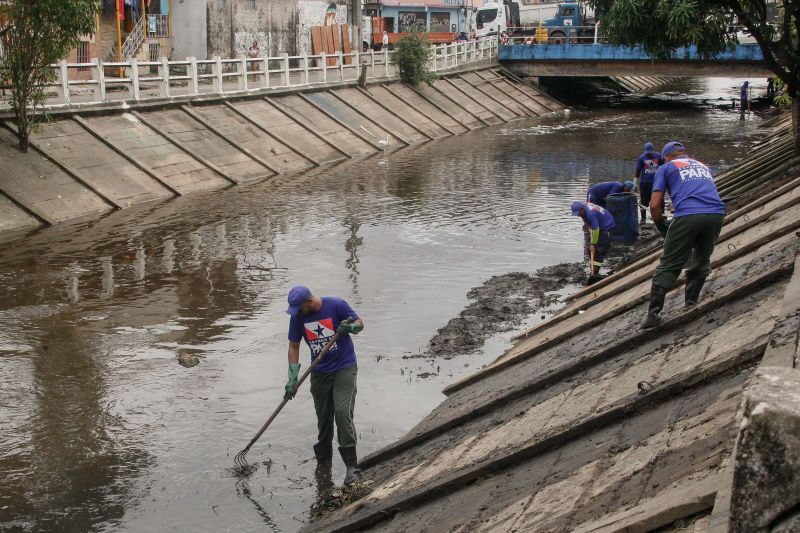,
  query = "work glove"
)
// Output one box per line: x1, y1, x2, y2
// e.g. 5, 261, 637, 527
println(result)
336, 318, 362, 335
655, 218, 671, 238
284, 363, 301, 400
